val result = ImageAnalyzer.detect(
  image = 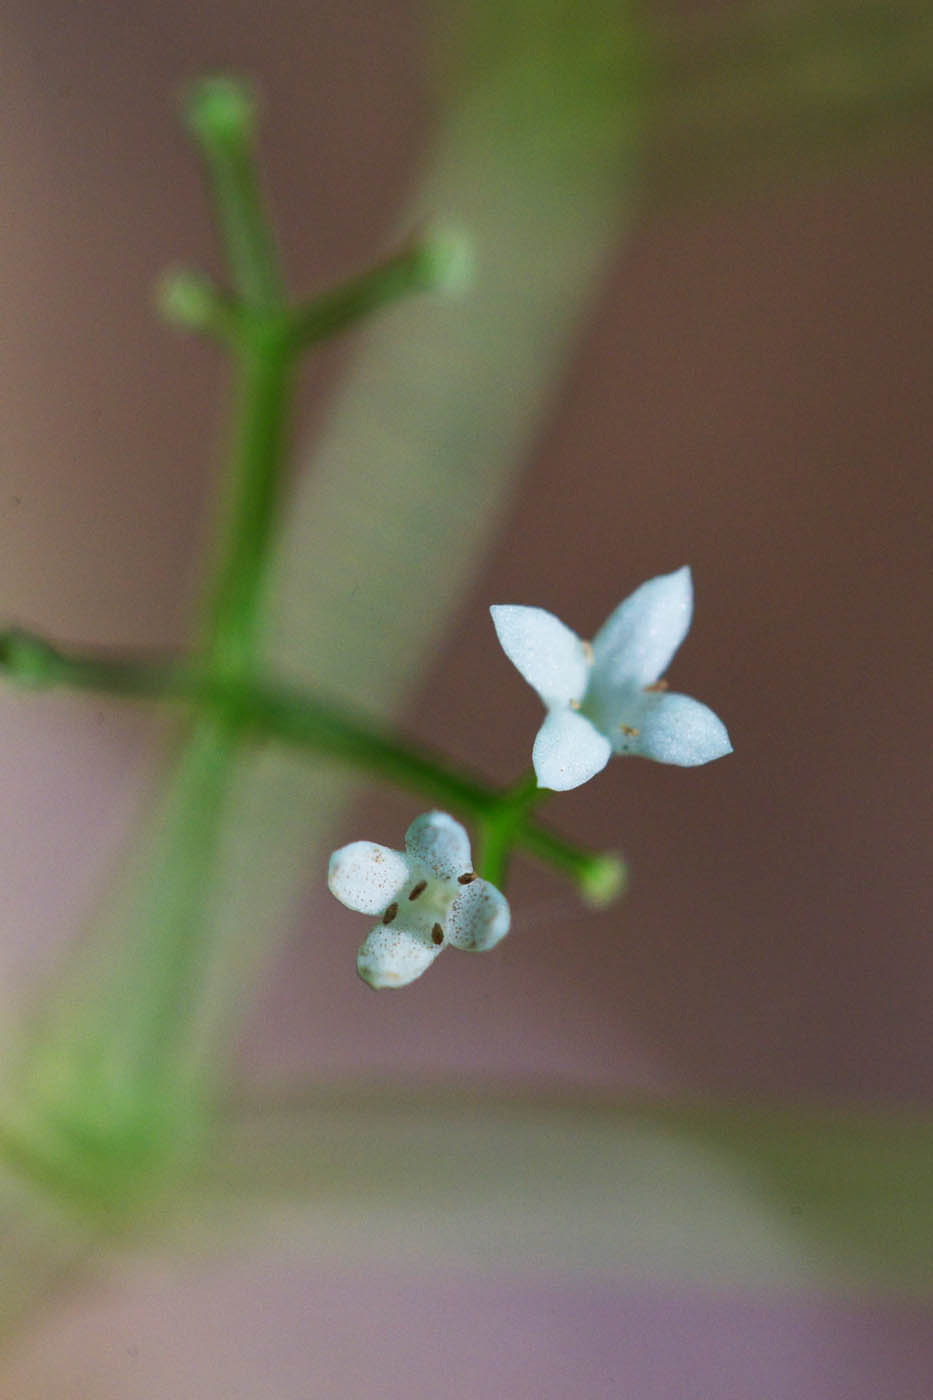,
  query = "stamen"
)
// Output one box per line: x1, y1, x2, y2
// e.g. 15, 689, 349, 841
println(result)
644, 678, 668, 692
457, 871, 476, 885
618, 724, 640, 738
382, 902, 399, 925
582, 639, 594, 664
569, 698, 581, 710
431, 923, 444, 945
408, 879, 428, 901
